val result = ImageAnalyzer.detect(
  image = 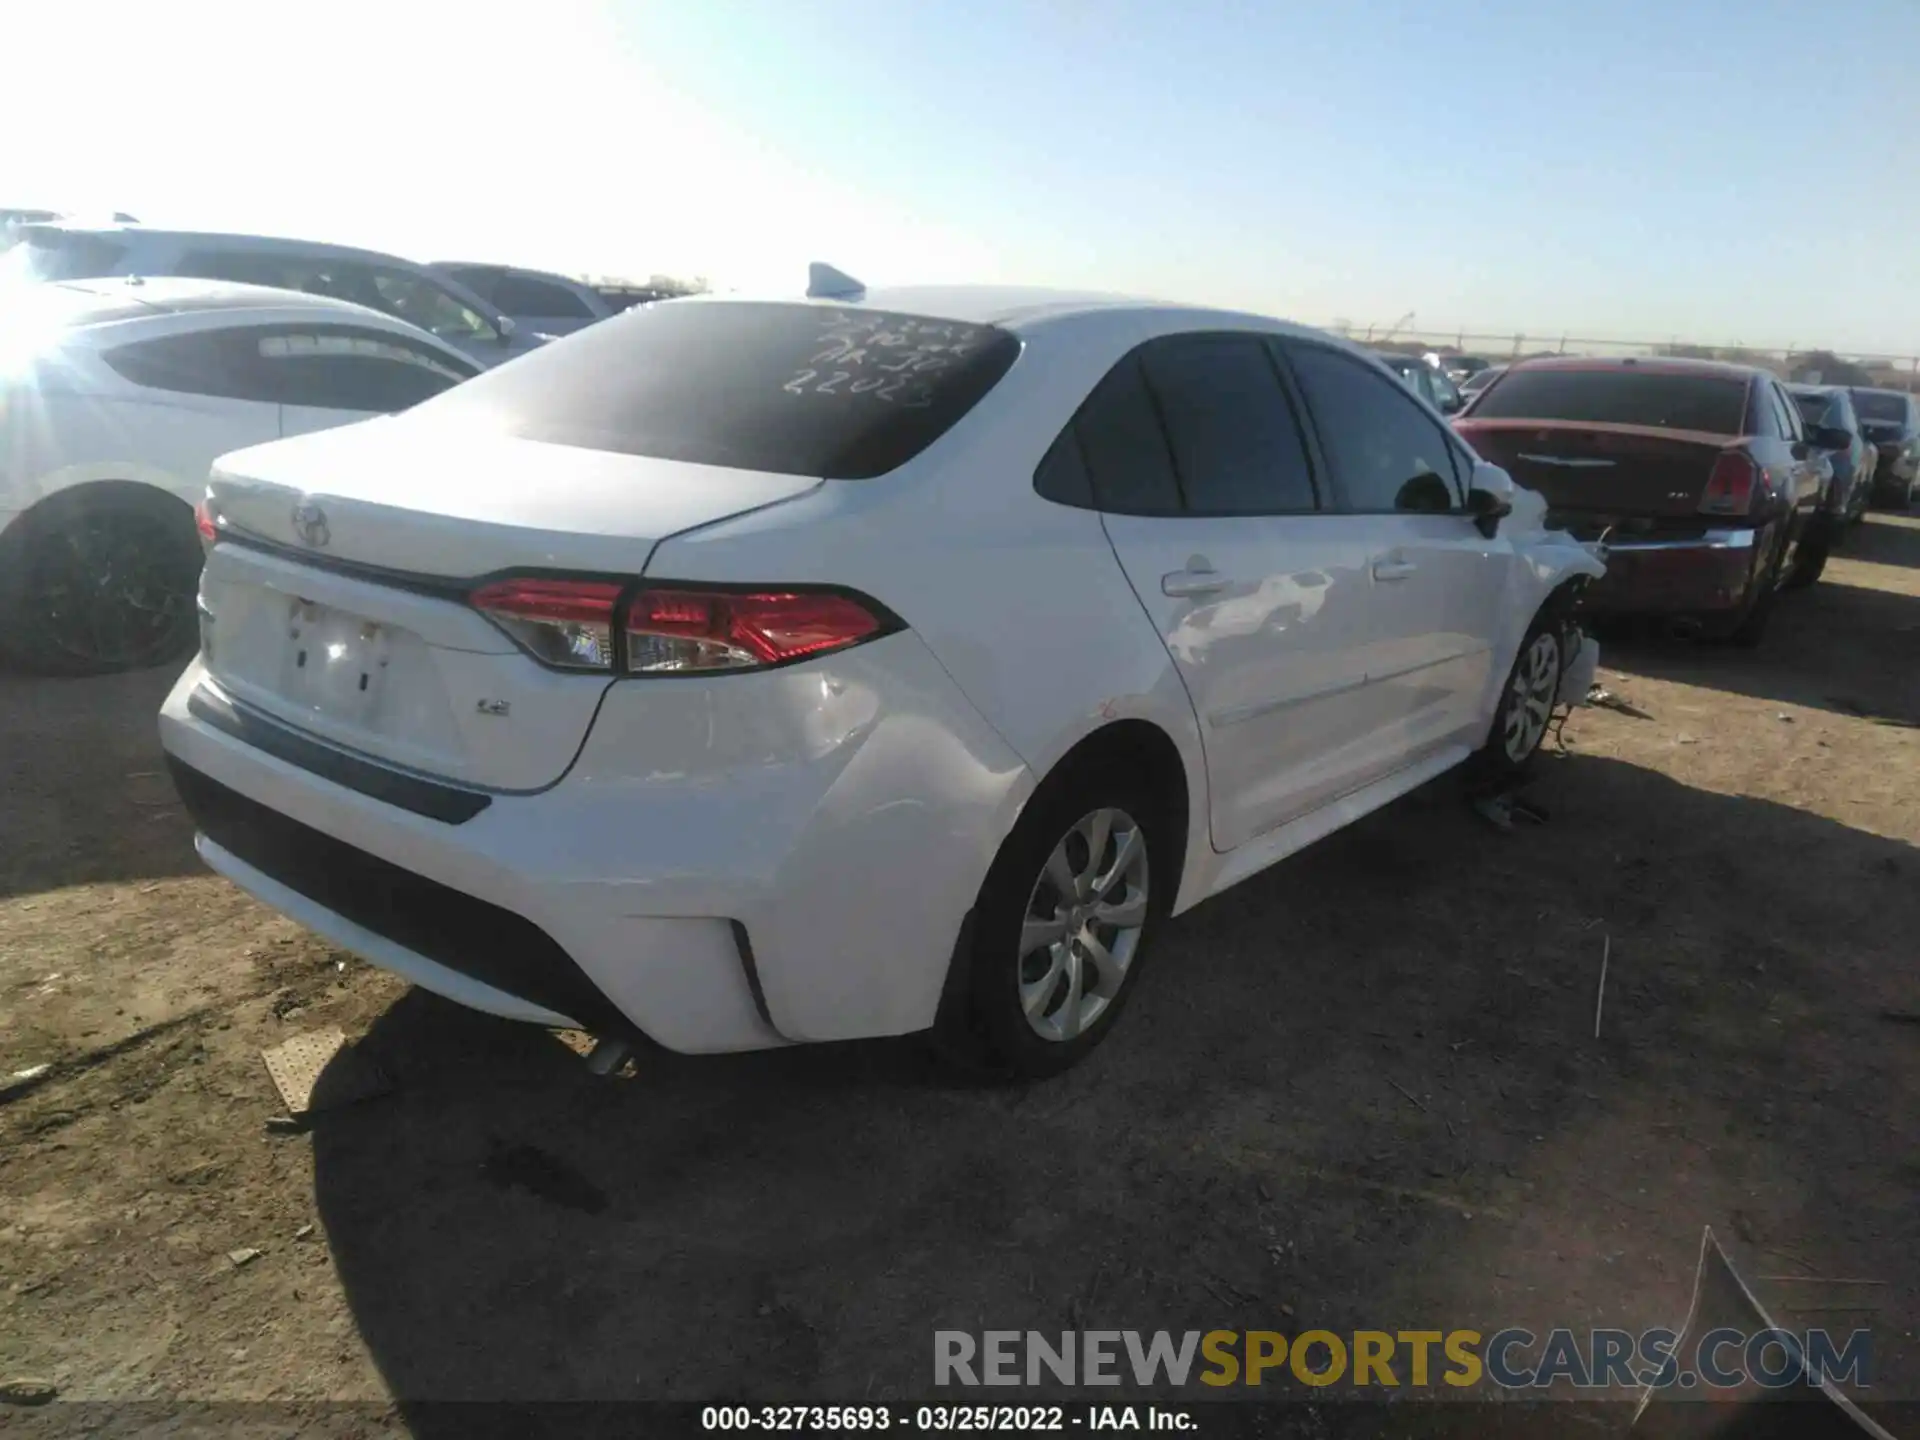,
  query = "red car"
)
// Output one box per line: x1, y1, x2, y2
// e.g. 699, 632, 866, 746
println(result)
1455, 357, 1835, 646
